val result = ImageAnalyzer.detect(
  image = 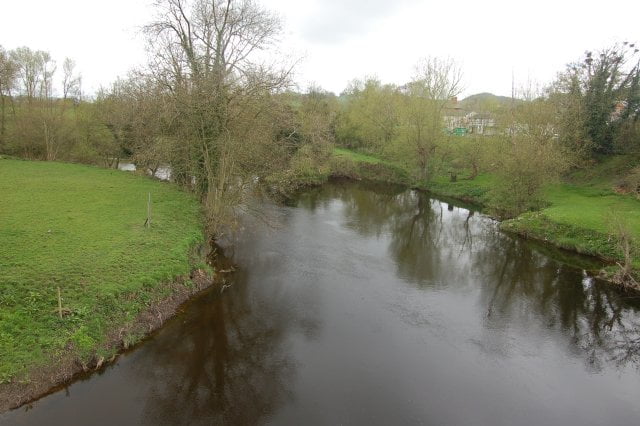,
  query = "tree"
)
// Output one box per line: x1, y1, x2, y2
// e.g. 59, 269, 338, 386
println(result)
62, 58, 81, 100
488, 86, 569, 217
552, 43, 640, 156
0, 46, 17, 151
396, 57, 463, 181
71, 101, 114, 164
8, 47, 56, 159
95, 80, 135, 168
336, 78, 399, 152
6, 47, 78, 161
279, 86, 336, 186
10, 47, 48, 102
143, 0, 293, 237
487, 133, 567, 218
450, 135, 486, 180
